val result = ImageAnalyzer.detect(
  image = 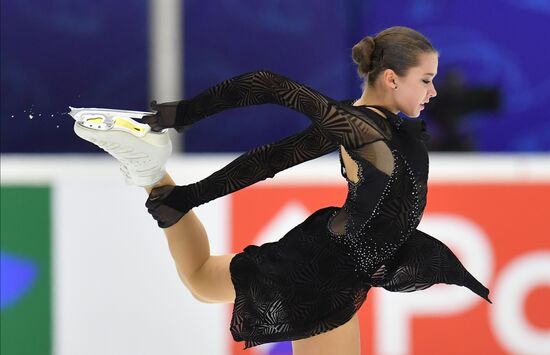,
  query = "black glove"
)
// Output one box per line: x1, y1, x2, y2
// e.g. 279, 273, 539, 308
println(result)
145, 185, 194, 228
142, 100, 189, 133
